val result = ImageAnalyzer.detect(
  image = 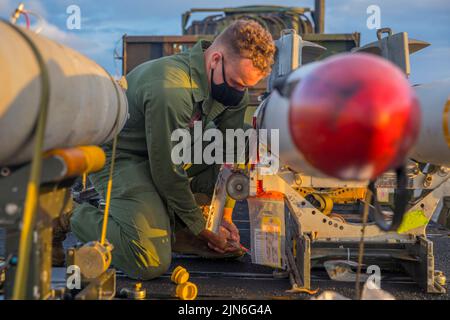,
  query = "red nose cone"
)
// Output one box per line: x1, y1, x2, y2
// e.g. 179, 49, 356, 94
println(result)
289, 53, 421, 181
